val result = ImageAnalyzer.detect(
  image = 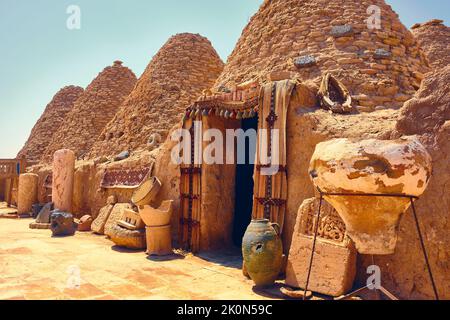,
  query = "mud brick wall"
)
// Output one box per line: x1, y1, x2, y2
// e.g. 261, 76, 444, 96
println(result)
41, 61, 137, 162
214, 0, 429, 111
17, 86, 84, 161
88, 33, 224, 158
